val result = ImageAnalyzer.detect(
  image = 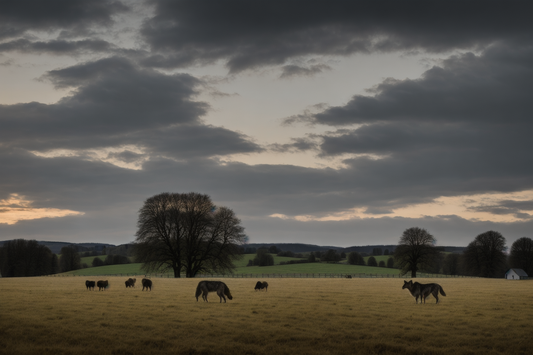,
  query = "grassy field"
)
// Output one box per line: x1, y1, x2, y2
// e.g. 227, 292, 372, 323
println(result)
1, 277, 531, 354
